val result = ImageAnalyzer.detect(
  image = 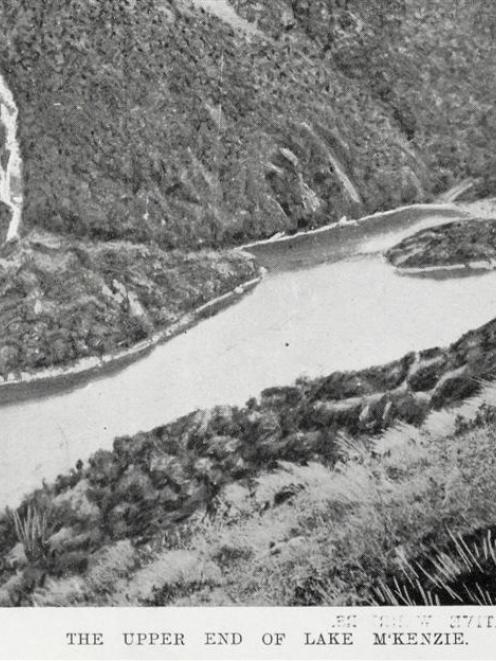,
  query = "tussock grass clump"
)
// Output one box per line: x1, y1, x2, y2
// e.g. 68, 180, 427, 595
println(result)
10, 506, 50, 564
374, 527, 496, 606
